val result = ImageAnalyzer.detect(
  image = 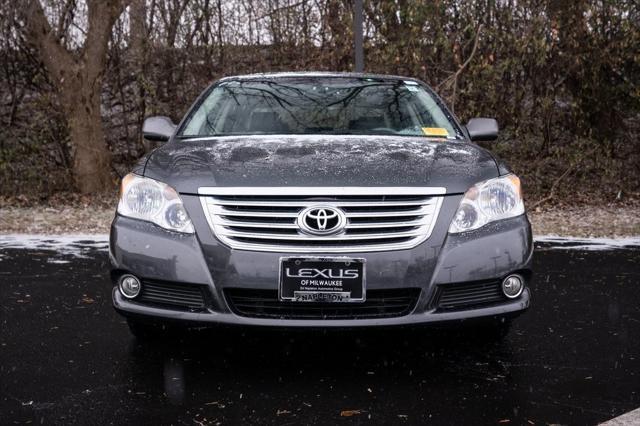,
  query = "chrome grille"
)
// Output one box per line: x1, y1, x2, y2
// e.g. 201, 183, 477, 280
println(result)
199, 187, 445, 252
